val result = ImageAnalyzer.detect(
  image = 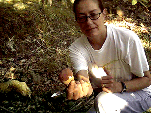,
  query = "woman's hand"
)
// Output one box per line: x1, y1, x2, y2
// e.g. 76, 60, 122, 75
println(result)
101, 68, 122, 93
101, 69, 151, 93
67, 80, 93, 100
